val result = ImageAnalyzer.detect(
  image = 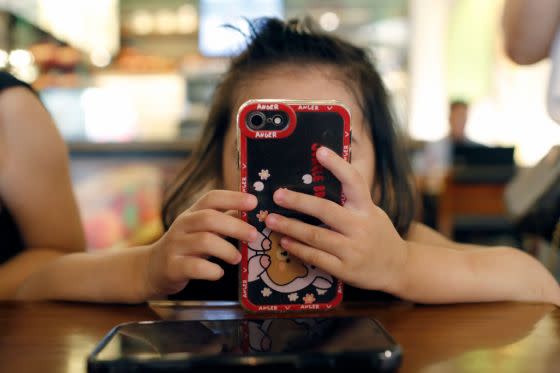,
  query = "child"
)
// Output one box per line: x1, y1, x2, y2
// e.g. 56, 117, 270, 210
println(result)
17, 18, 560, 306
